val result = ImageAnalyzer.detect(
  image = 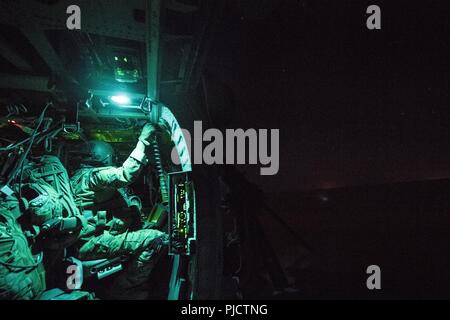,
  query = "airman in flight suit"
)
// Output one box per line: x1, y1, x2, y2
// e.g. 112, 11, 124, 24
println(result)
70, 123, 168, 299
